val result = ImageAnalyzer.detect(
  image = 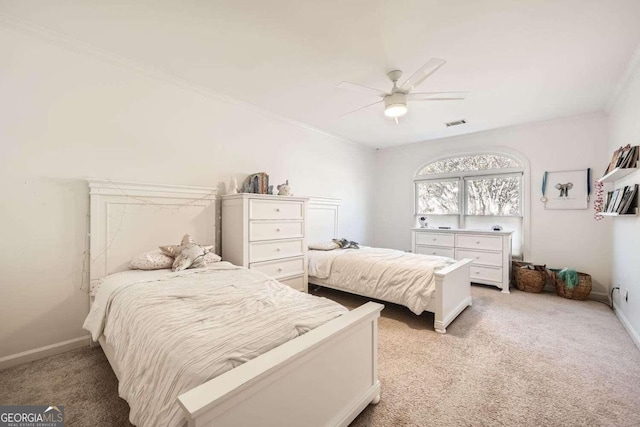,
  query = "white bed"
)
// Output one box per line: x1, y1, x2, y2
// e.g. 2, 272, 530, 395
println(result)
87, 180, 384, 427
307, 198, 472, 334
